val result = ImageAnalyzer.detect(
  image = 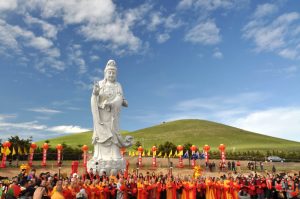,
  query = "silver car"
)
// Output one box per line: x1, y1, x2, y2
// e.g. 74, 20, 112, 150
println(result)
267, 156, 285, 162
